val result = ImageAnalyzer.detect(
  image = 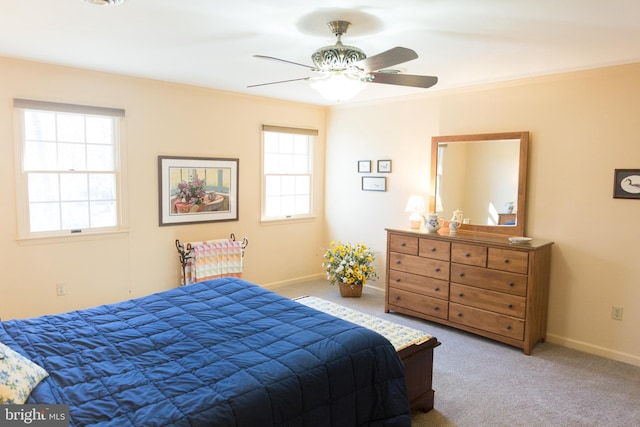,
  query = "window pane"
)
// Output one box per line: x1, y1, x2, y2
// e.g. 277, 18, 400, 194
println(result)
61, 201, 90, 229
28, 174, 59, 202
264, 133, 279, 153
90, 201, 117, 227
281, 176, 295, 195
295, 195, 310, 215
60, 174, 88, 201
86, 116, 113, 145
281, 195, 295, 215
89, 174, 116, 200
87, 145, 114, 171
278, 154, 293, 173
296, 176, 310, 195
264, 153, 279, 174
293, 135, 309, 154
29, 202, 60, 232
57, 113, 85, 143
24, 111, 55, 141
279, 134, 293, 153
24, 140, 57, 170
58, 143, 86, 170
292, 154, 309, 174
265, 196, 280, 217
265, 176, 281, 196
